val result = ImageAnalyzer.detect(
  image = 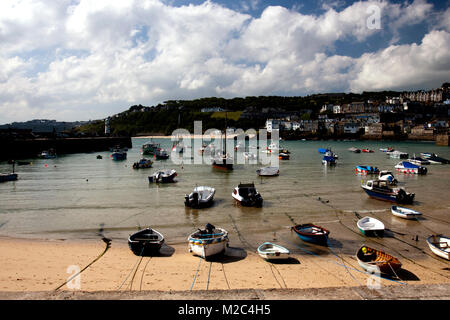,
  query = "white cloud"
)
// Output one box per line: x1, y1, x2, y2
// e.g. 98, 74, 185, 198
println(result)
0, 0, 448, 124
